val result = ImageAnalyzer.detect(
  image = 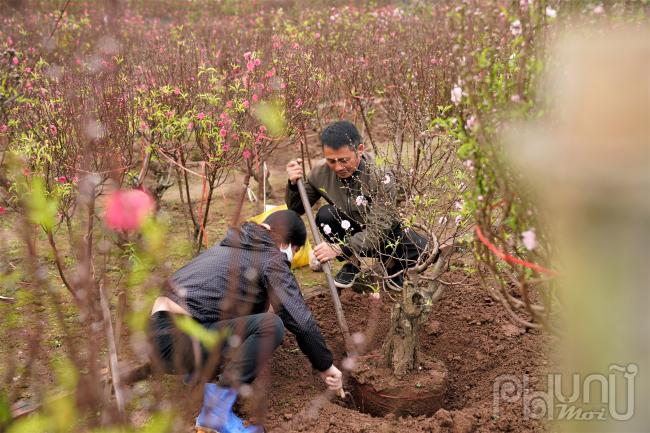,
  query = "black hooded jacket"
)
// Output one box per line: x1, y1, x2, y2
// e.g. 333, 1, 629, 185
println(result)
166, 222, 333, 371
